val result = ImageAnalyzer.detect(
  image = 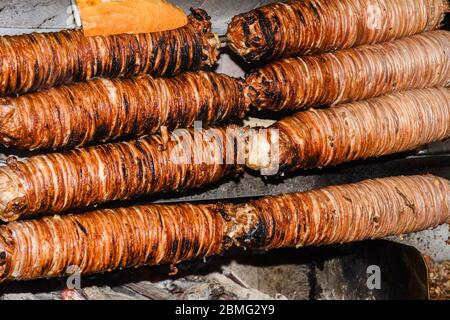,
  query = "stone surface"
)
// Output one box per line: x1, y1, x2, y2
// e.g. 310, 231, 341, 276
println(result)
0, 0, 75, 34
